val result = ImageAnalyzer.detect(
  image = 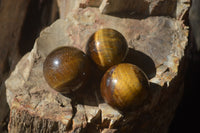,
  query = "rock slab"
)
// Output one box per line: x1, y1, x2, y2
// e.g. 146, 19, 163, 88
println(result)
6, 4, 189, 133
